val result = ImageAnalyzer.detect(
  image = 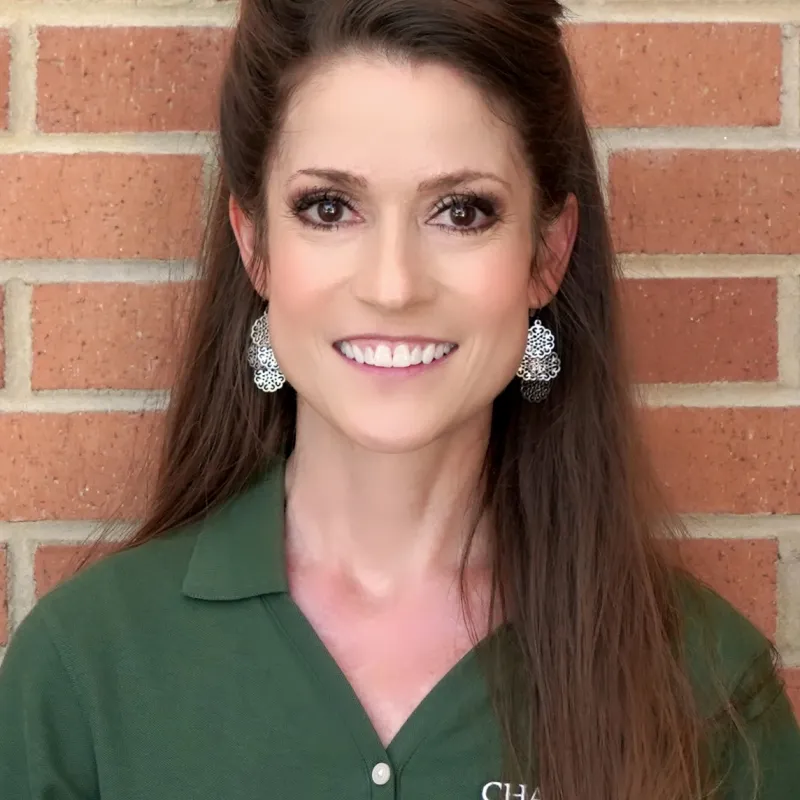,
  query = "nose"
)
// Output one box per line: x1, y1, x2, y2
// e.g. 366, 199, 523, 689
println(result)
351, 216, 435, 311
